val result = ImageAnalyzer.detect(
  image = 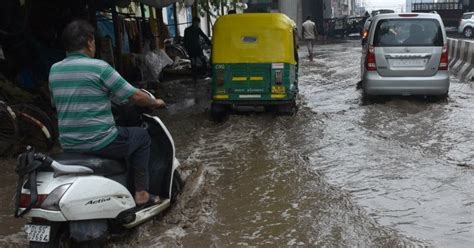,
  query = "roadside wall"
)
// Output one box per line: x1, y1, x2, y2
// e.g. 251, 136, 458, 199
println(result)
448, 38, 474, 82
